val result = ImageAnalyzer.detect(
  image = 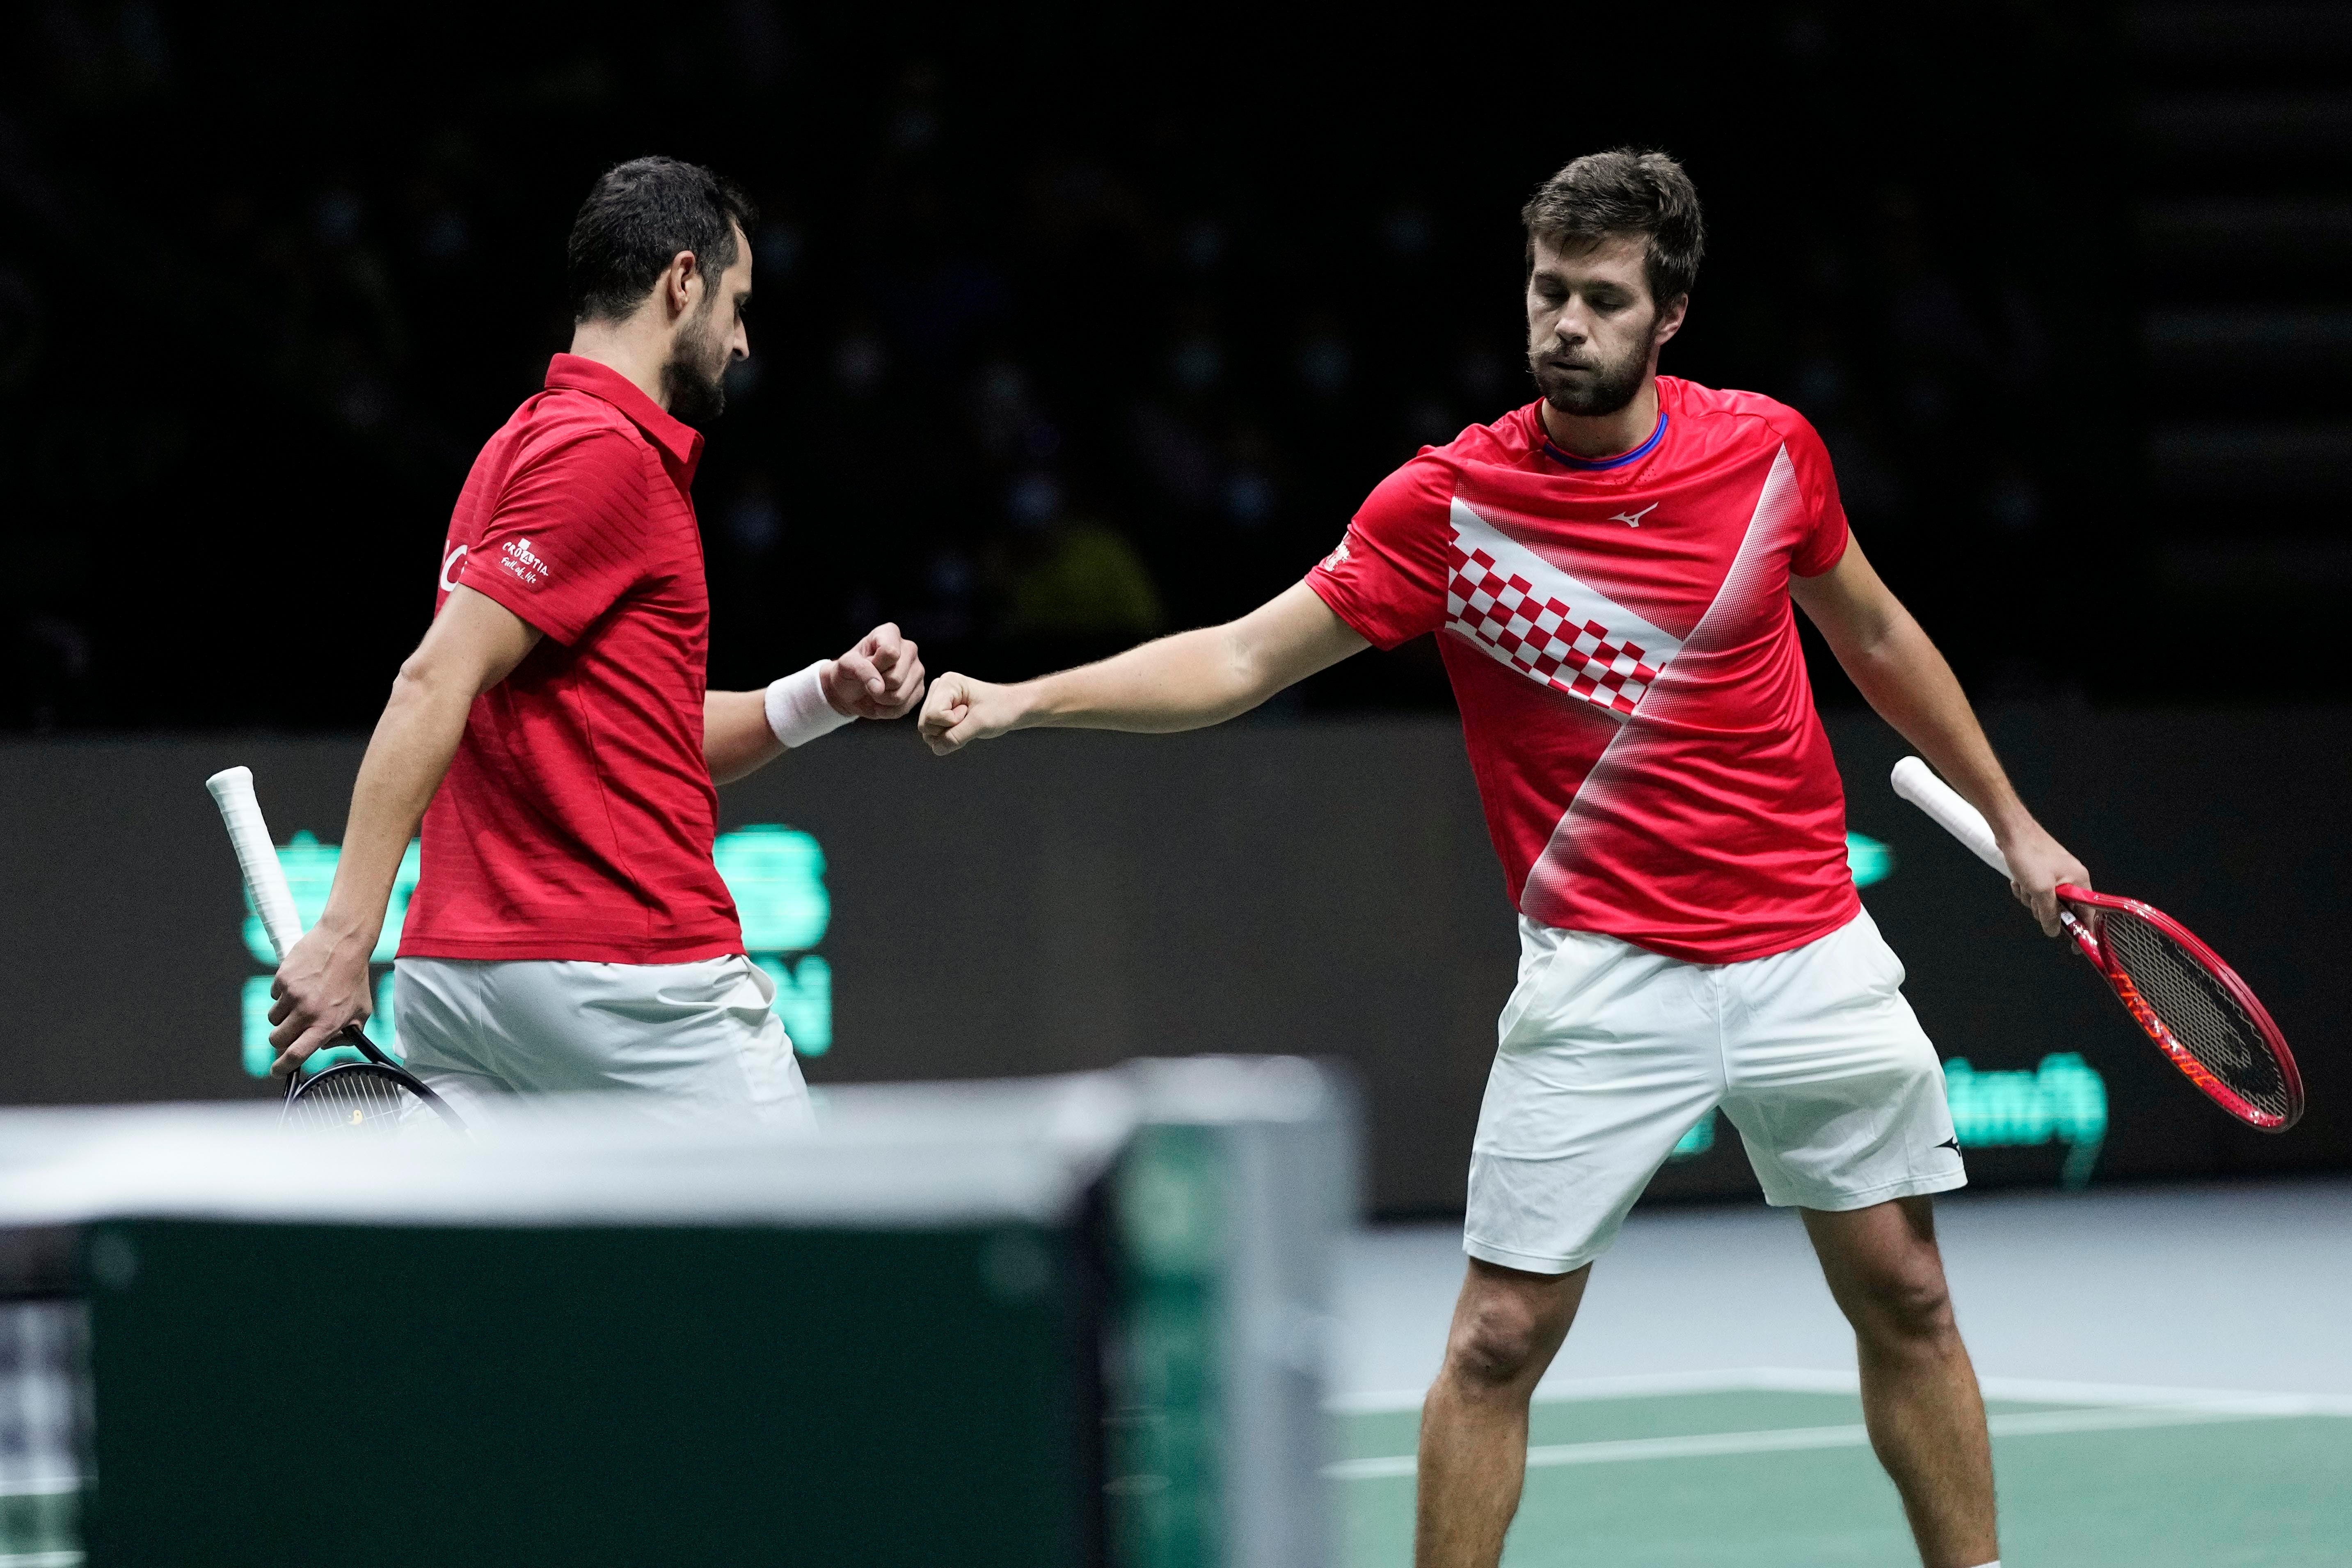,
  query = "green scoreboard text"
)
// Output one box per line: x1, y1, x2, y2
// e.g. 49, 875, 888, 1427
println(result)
240, 826, 833, 1076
